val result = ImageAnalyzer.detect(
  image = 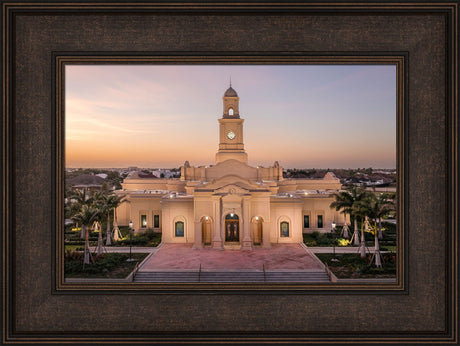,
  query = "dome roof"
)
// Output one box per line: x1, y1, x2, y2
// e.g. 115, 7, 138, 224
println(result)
223, 86, 238, 97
